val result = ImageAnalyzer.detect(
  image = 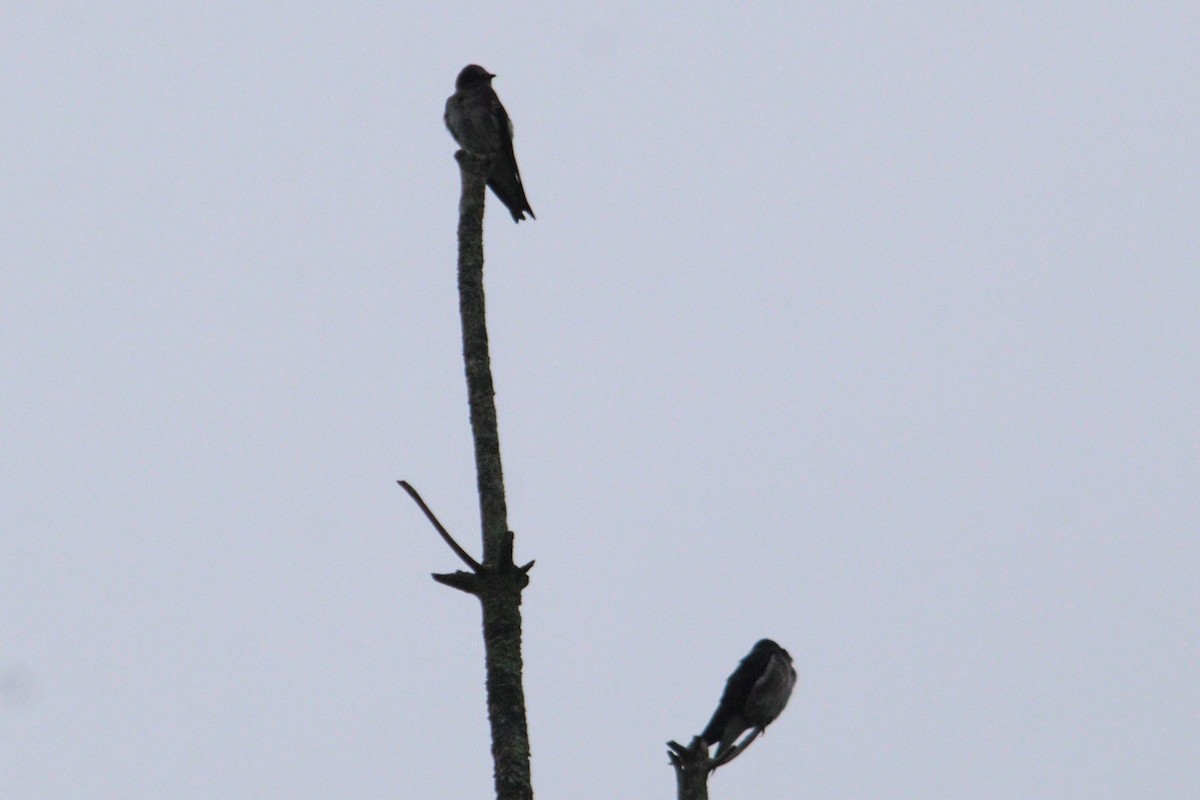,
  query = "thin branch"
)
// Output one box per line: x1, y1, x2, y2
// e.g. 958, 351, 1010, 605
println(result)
397, 480, 482, 571
455, 152, 511, 567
